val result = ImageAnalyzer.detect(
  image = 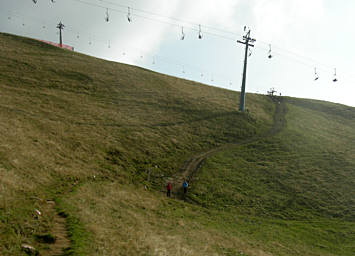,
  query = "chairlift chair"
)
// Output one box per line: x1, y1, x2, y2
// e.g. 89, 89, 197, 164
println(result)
127, 7, 132, 22
181, 27, 185, 40
268, 44, 273, 59
333, 68, 338, 82
198, 24, 202, 39
105, 9, 109, 22
314, 67, 319, 81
